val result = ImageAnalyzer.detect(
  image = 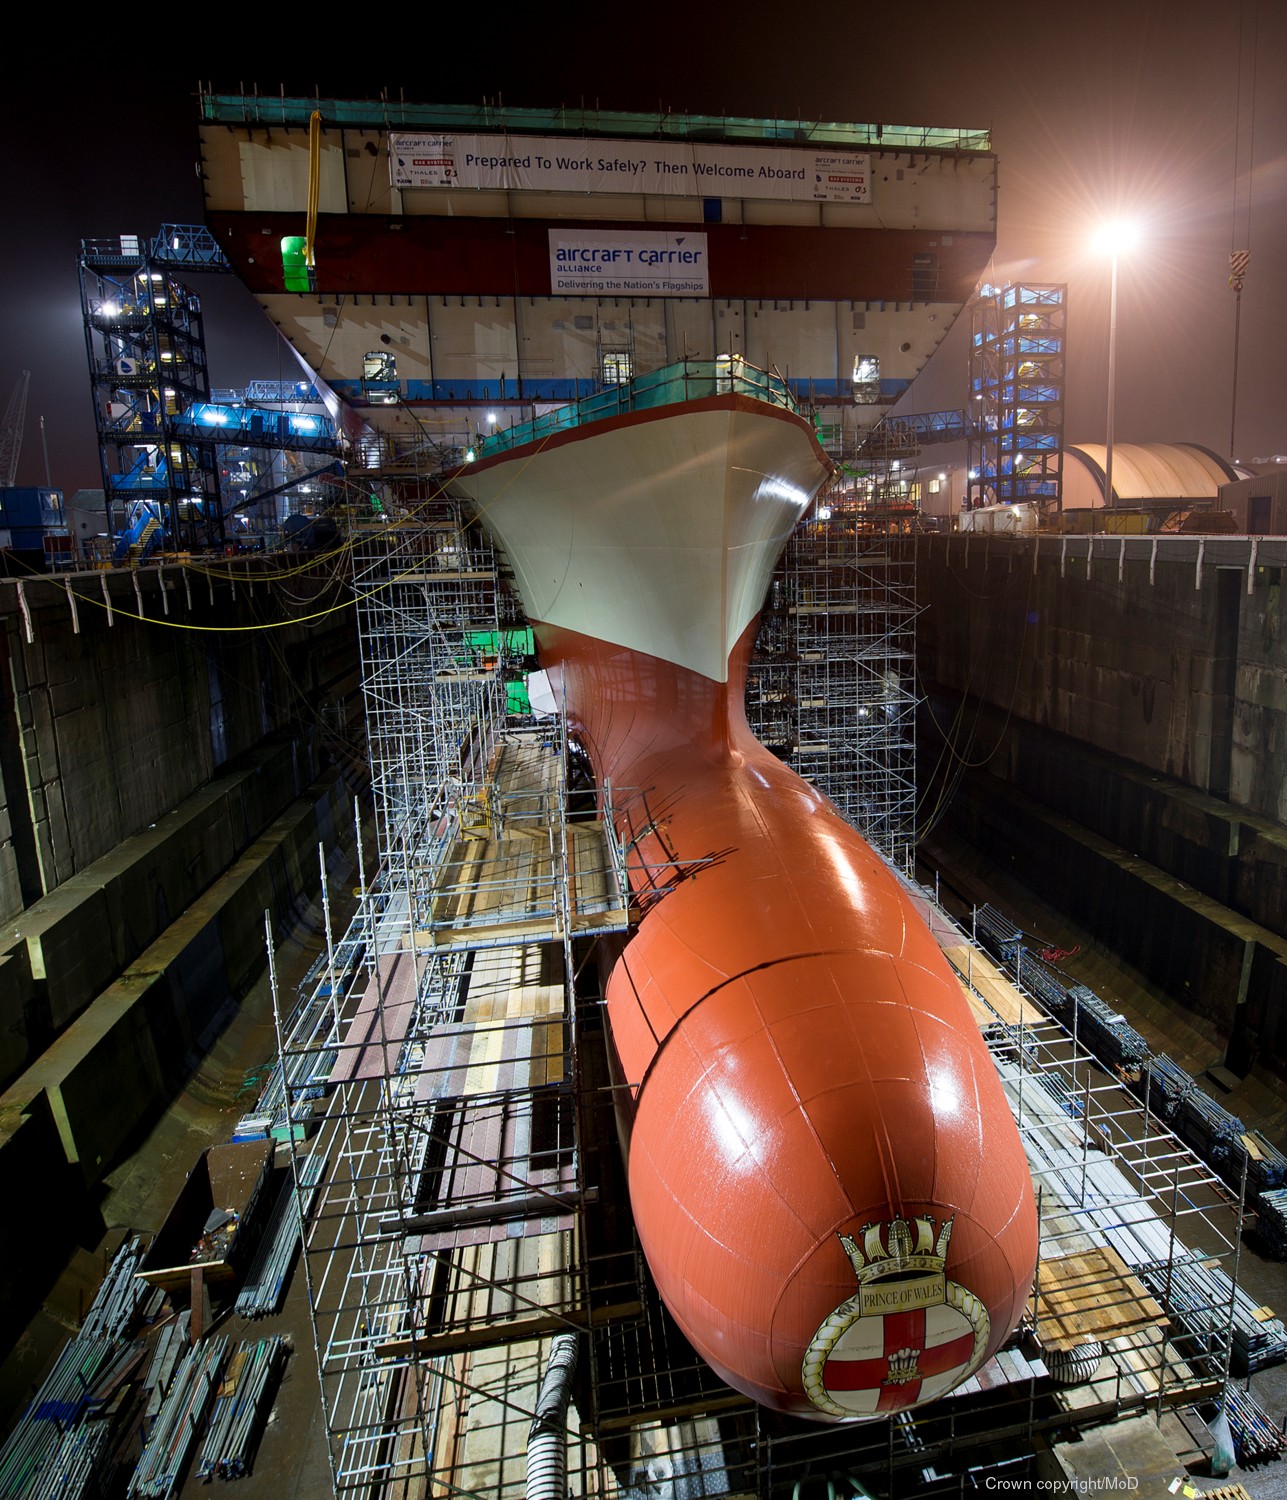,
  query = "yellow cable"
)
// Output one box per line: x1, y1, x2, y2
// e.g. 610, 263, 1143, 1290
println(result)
301, 111, 319, 270
9, 427, 561, 634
